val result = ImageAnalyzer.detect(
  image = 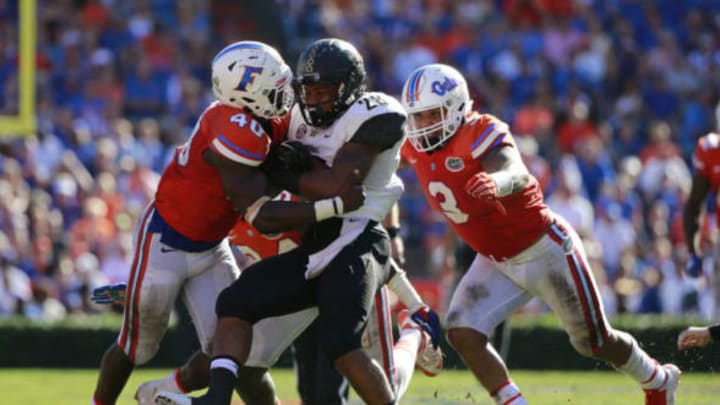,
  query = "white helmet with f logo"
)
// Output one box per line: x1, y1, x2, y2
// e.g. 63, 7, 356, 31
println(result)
211, 41, 294, 118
